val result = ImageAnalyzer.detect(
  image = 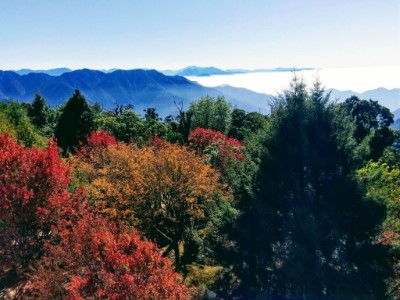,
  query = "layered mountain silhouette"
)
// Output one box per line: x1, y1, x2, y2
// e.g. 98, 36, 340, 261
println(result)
0, 69, 272, 116
329, 88, 400, 111
1, 68, 398, 117
13, 68, 72, 76
161, 66, 315, 76
162, 66, 232, 76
